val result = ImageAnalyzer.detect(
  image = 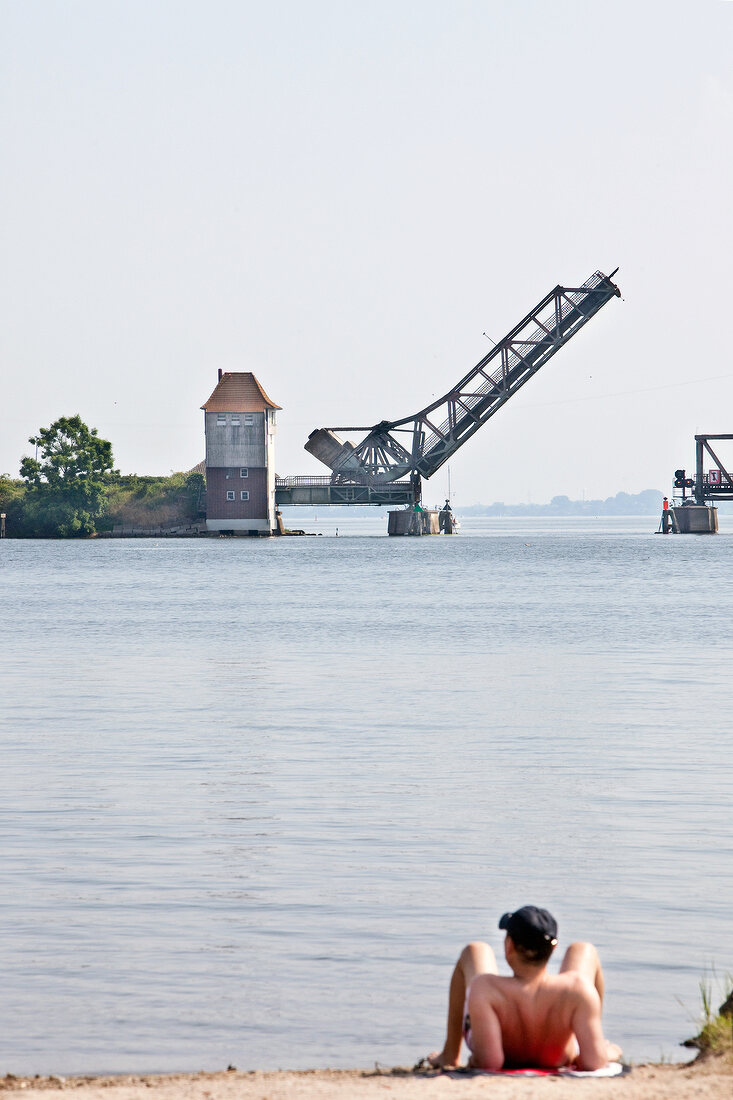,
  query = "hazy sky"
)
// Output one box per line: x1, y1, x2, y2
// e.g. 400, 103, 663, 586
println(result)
2, 0, 732, 504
